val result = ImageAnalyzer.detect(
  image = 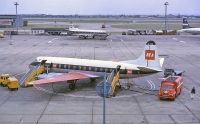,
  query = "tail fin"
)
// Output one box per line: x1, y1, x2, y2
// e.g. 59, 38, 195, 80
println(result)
69, 24, 75, 30
182, 17, 190, 29
121, 40, 164, 71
